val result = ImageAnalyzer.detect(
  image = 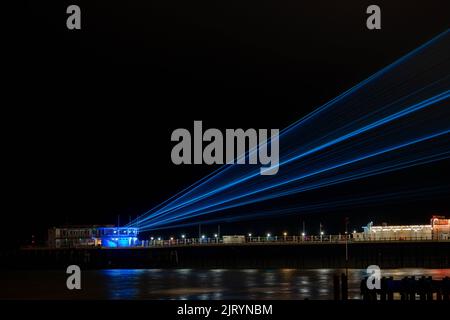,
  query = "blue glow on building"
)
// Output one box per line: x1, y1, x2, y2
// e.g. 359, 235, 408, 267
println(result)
97, 227, 140, 248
